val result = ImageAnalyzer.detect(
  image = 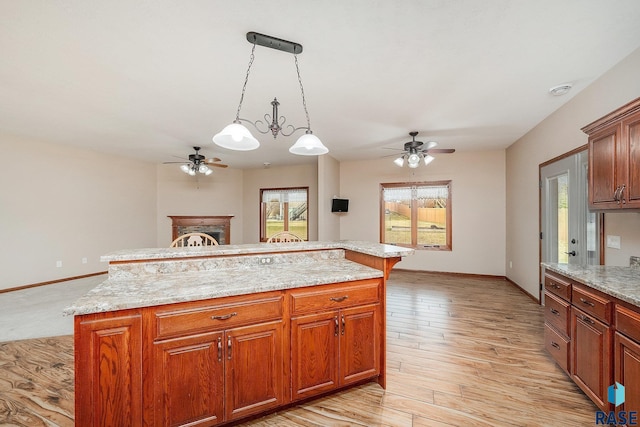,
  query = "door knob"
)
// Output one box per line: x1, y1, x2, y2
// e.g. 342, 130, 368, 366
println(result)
564, 251, 576, 256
